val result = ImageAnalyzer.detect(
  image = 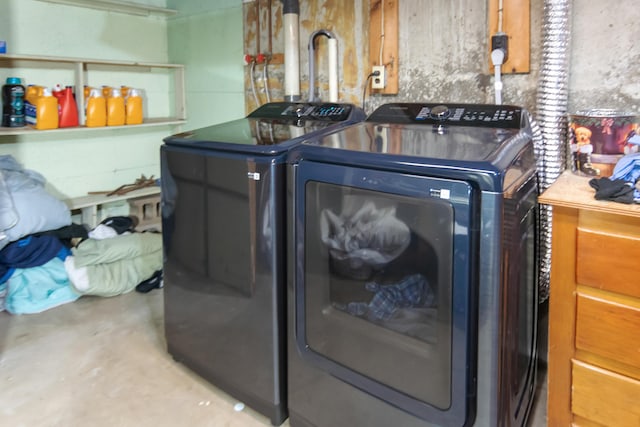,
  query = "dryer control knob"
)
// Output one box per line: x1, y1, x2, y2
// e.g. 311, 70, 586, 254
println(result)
430, 105, 451, 121
294, 104, 307, 118
431, 105, 450, 134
